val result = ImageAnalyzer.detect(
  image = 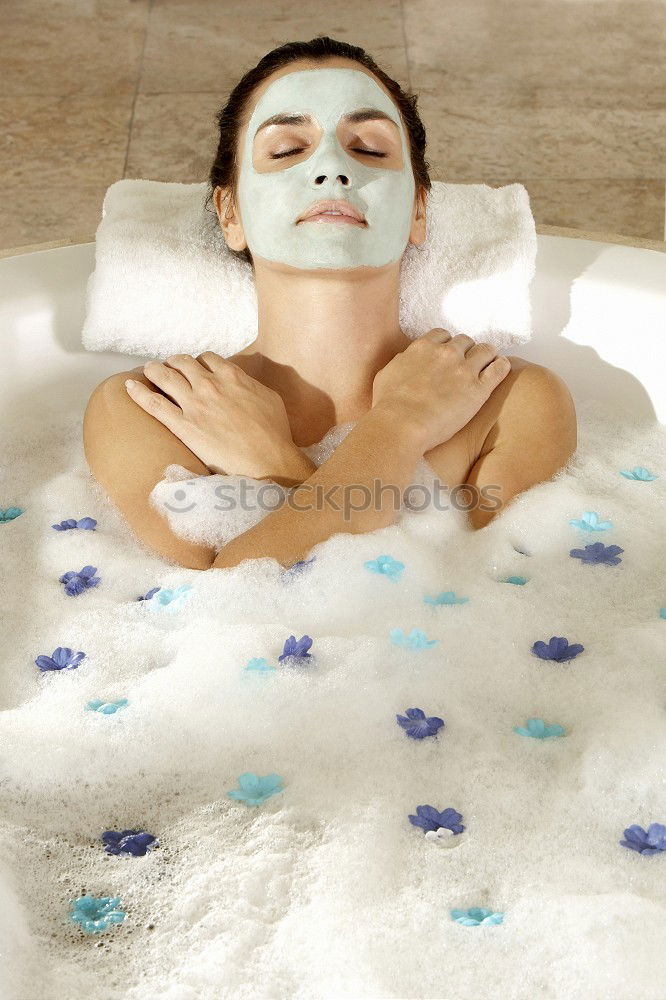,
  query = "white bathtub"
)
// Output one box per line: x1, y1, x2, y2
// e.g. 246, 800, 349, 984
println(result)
0, 231, 665, 432
1, 230, 665, 1000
